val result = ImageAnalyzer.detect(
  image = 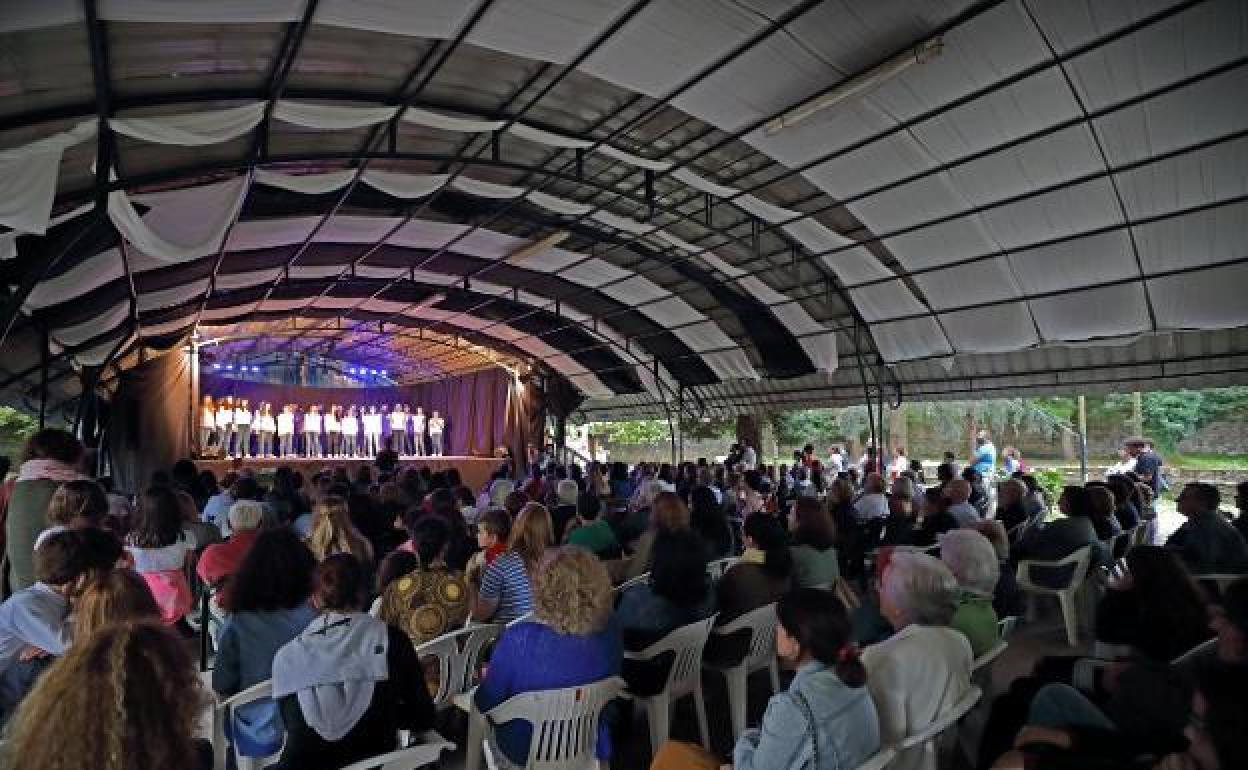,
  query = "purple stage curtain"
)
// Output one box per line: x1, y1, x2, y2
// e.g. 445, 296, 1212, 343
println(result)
106, 349, 193, 493
201, 368, 518, 457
